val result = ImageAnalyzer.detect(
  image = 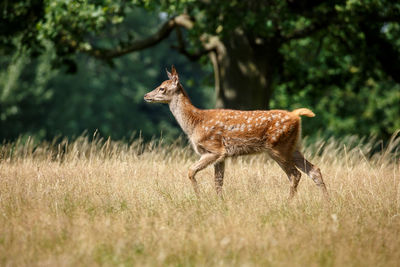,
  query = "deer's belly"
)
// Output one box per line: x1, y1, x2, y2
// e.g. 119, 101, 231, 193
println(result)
222, 136, 267, 156
190, 132, 270, 156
